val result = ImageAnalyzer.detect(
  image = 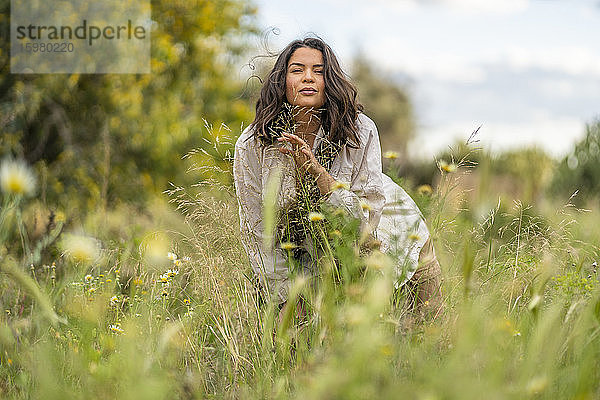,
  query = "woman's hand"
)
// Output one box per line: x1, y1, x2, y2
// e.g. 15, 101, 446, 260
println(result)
277, 132, 321, 175
277, 132, 337, 195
